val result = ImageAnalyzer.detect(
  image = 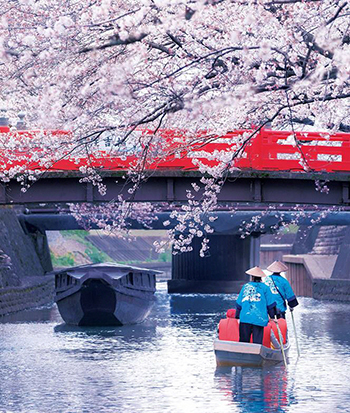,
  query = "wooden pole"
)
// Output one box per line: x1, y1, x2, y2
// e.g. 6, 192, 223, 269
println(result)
290, 310, 300, 357
275, 320, 288, 368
